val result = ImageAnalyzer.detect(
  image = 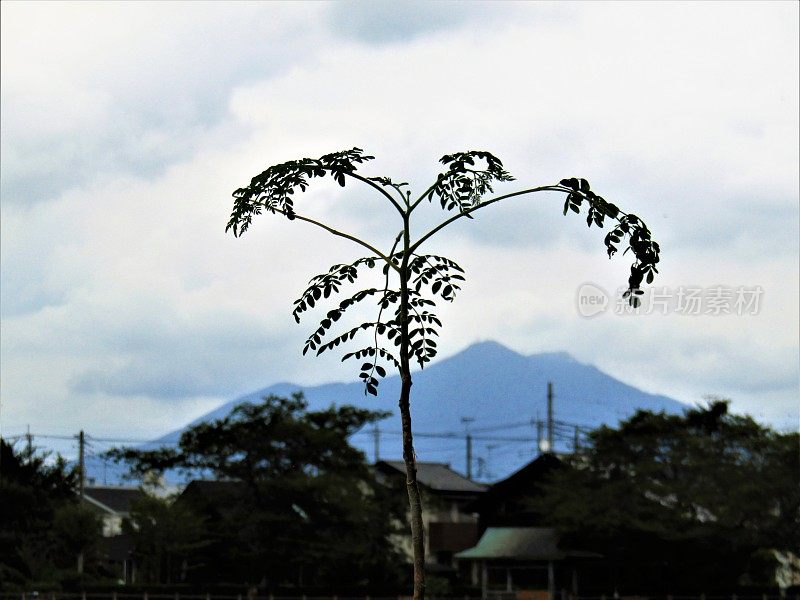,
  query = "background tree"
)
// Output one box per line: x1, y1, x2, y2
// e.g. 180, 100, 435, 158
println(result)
121, 493, 209, 584
0, 439, 103, 590
226, 148, 661, 597
109, 394, 407, 588
532, 400, 800, 592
